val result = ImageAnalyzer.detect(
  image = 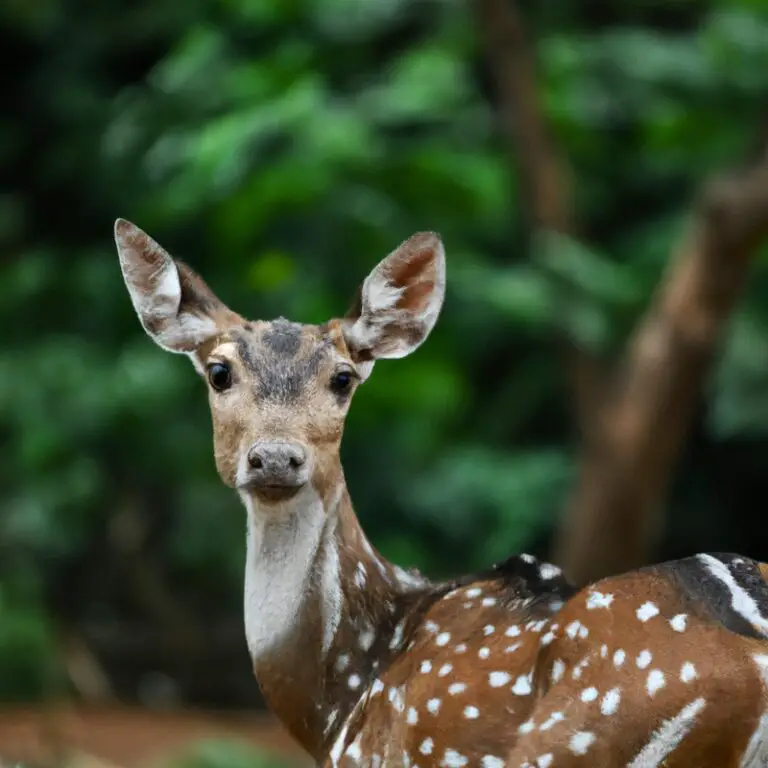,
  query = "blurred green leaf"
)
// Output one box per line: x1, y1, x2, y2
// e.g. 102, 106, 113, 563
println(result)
710, 308, 768, 438
0, 585, 59, 701
361, 45, 471, 124
310, 0, 410, 39
168, 739, 296, 768
410, 447, 573, 570
248, 251, 297, 291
